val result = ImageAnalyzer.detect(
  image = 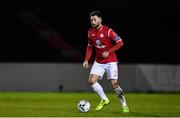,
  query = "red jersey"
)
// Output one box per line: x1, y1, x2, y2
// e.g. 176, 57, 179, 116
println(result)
86, 25, 124, 63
